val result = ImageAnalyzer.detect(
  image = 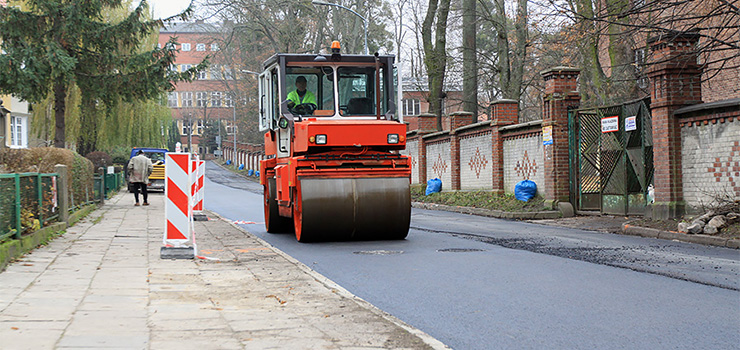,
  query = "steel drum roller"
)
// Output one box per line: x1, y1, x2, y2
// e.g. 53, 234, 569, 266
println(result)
295, 177, 410, 242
